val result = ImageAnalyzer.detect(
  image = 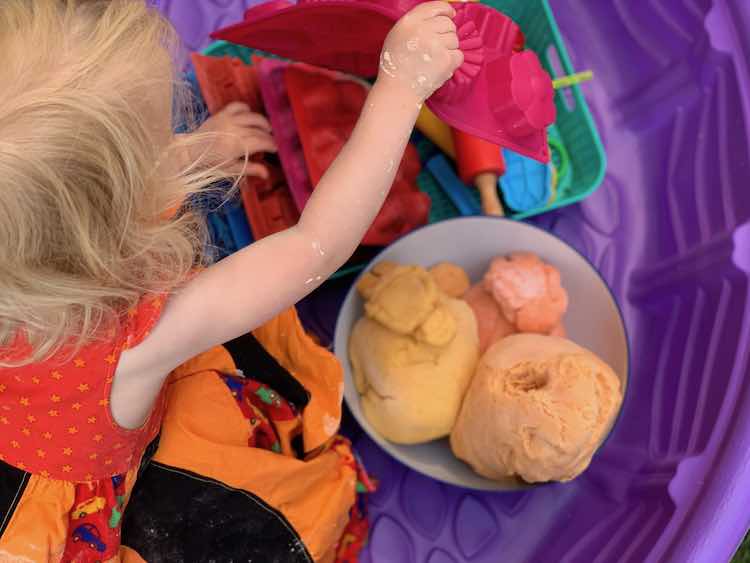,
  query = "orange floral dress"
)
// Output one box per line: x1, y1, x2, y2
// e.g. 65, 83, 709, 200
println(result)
0, 301, 367, 562
0, 296, 165, 562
